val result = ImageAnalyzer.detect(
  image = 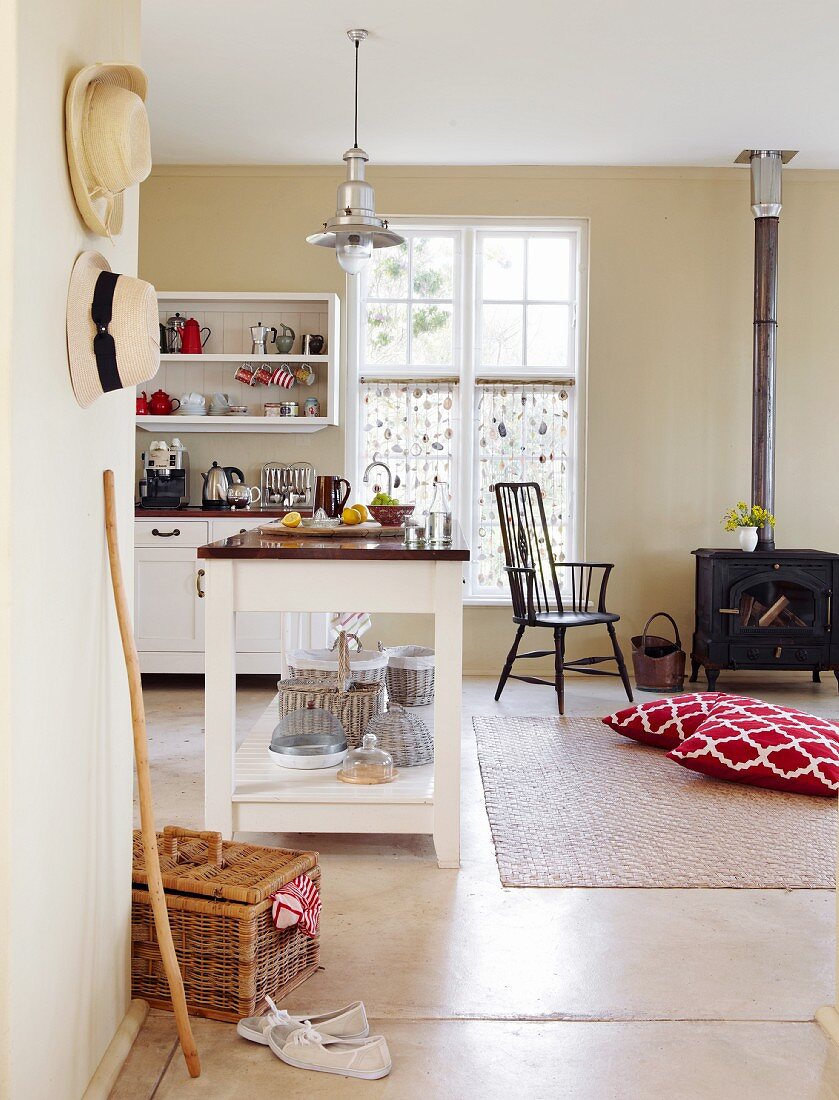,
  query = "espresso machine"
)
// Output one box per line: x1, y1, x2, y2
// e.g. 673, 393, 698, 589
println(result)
139, 438, 190, 509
